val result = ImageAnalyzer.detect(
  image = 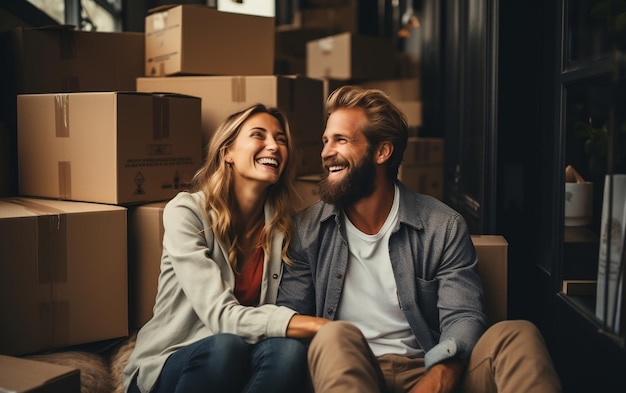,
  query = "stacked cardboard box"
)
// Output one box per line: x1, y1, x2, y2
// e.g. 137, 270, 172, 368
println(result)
17, 92, 202, 205
0, 198, 128, 355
